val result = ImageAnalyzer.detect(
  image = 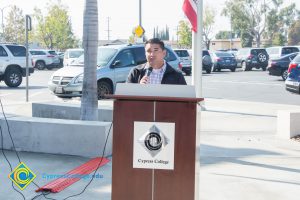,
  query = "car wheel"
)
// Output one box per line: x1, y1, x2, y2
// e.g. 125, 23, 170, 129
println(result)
230, 67, 236, 72
281, 69, 288, 81
36, 61, 46, 70
242, 61, 251, 71
206, 68, 211, 74
258, 53, 267, 63
241, 61, 247, 71
262, 67, 267, 71
97, 81, 113, 100
202, 55, 212, 66
212, 65, 217, 72
4, 68, 22, 87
